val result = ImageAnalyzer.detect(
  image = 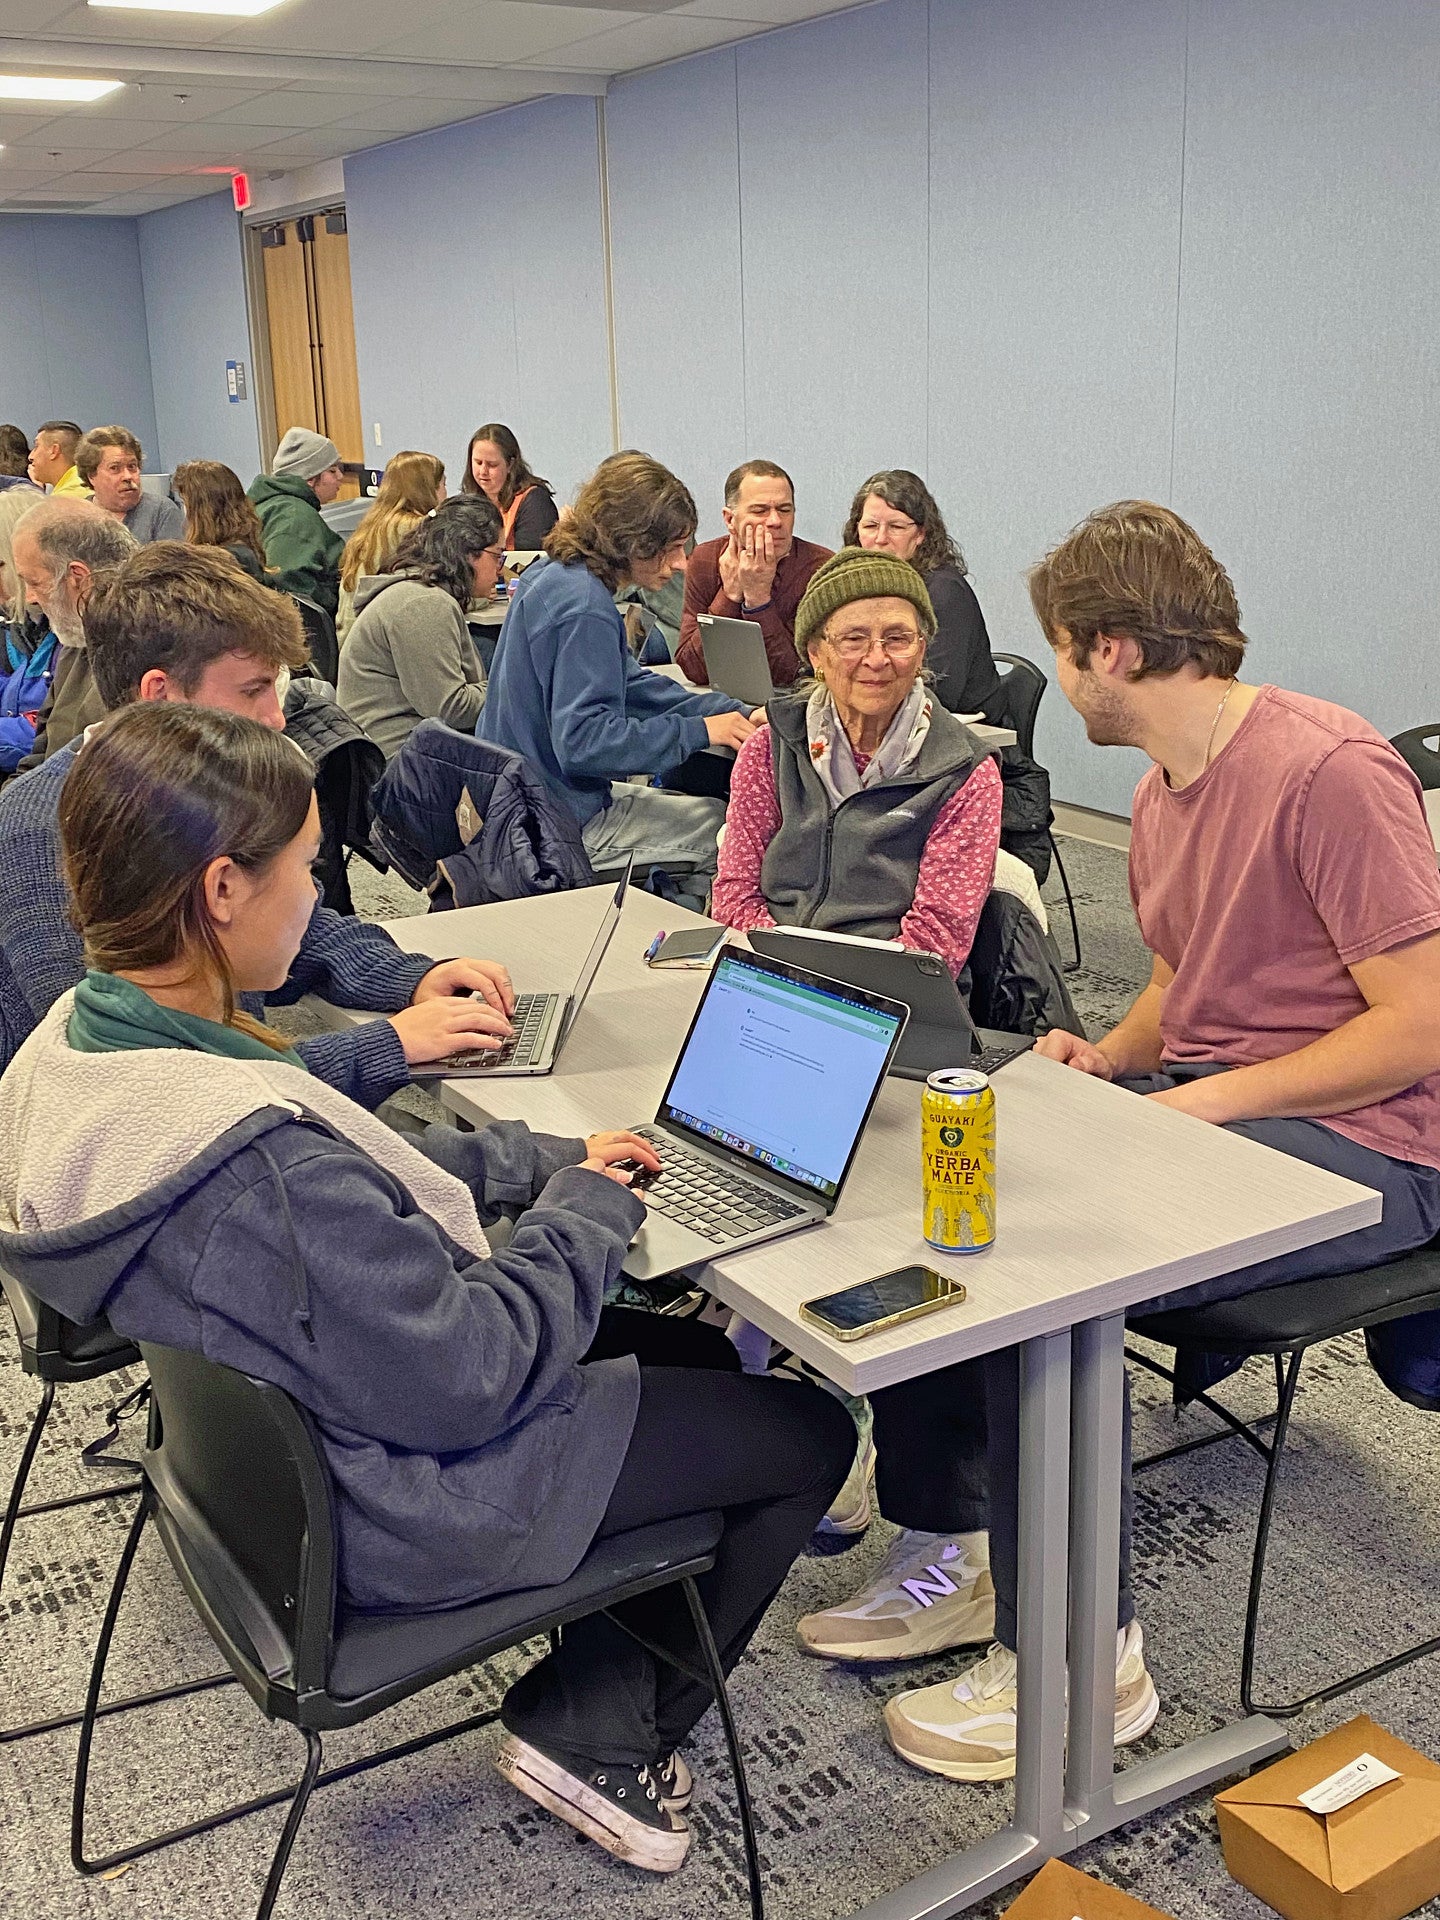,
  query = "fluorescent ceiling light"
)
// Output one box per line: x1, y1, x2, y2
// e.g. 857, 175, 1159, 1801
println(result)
89, 0, 286, 13
0, 76, 124, 102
